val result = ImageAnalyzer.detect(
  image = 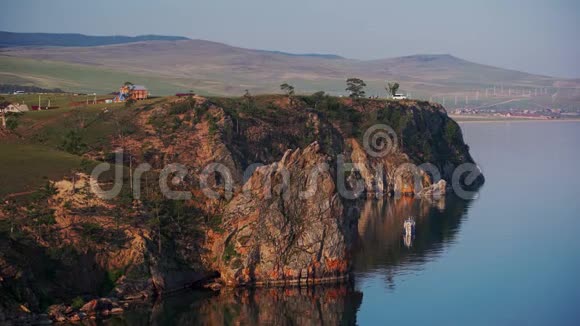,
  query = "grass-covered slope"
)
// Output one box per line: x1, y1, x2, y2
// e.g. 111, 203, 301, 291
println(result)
0, 97, 164, 196
0, 57, 190, 95
0, 144, 85, 196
